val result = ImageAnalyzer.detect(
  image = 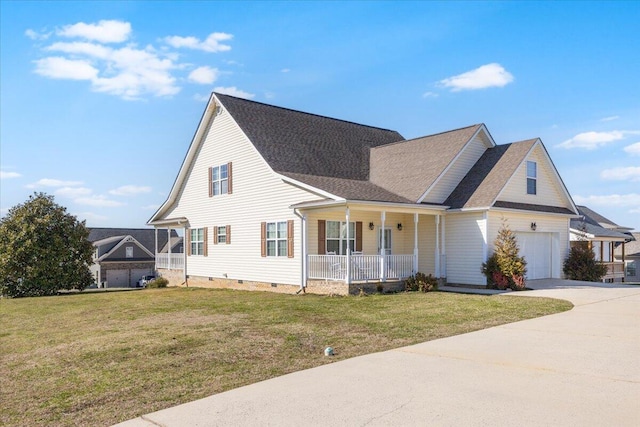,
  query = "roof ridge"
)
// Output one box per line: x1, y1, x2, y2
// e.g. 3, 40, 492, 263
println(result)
374, 123, 483, 149
214, 92, 399, 134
